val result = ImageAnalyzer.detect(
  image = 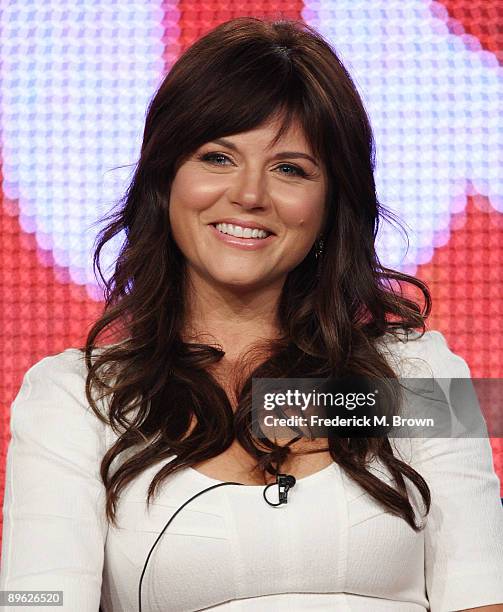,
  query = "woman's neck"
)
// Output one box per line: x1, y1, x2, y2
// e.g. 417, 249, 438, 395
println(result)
182, 271, 285, 357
